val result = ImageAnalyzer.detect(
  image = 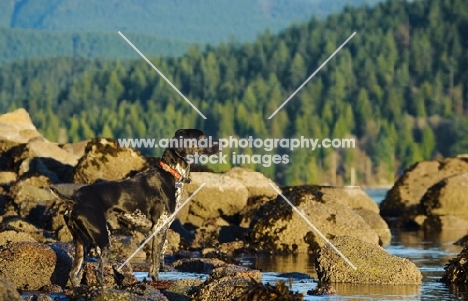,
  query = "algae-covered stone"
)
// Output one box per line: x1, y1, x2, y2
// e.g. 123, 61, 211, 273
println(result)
73, 137, 147, 184
380, 157, 468, 217
316, 236, 422, 284
250, 185, 379, 254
